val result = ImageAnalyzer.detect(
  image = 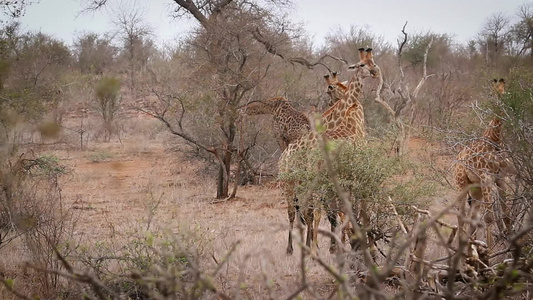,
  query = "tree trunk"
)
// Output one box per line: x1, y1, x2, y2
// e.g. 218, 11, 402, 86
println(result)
215, 143, 233, 199
216, 163, 228, 199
